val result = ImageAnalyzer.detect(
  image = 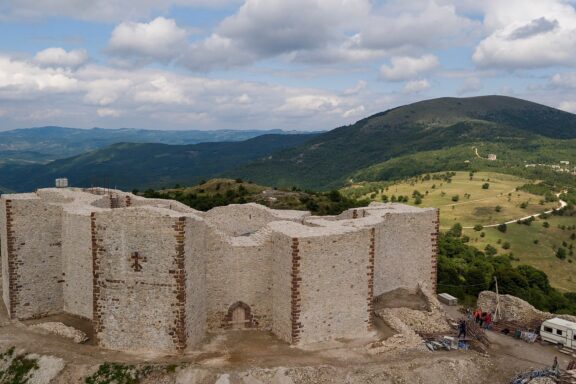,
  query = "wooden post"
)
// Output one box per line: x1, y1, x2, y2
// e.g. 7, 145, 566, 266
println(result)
494, 276, 501, 321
